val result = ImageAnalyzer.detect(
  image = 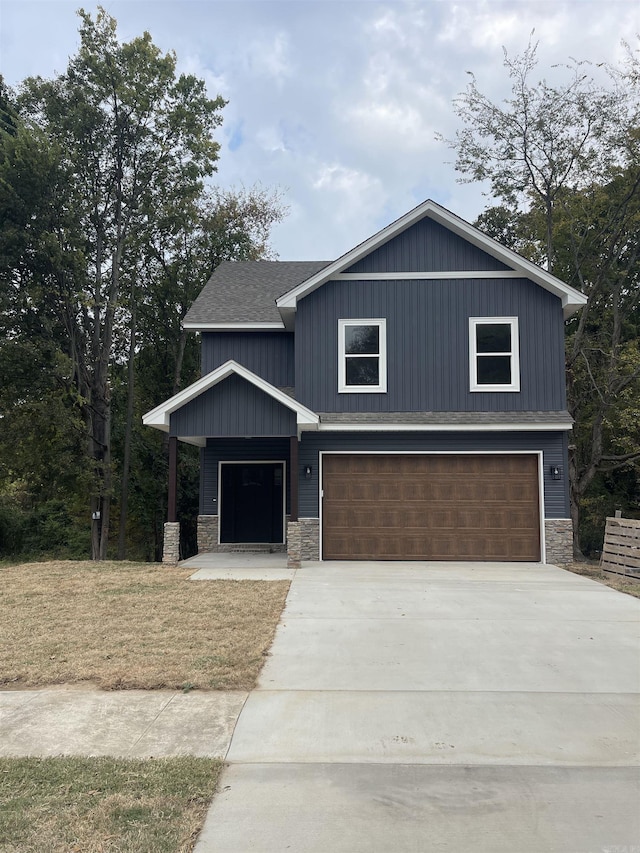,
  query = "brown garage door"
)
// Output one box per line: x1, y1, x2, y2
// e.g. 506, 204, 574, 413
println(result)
322, 454, 540, 561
